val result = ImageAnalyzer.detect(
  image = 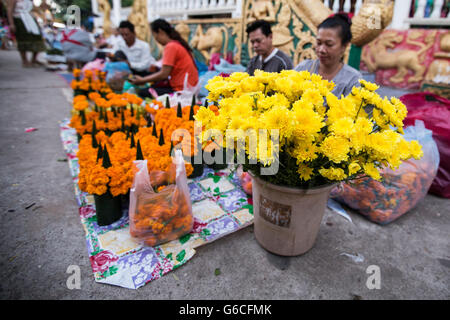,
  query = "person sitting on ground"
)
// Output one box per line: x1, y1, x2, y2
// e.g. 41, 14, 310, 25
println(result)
246, 19, 293, 76
129, 18, 199, 98
294, 13, 362, 97
111, 20, 157, 77
60, 26, 105, 71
